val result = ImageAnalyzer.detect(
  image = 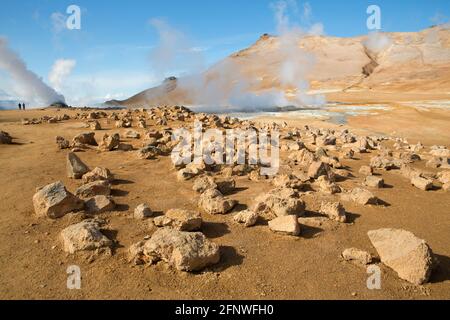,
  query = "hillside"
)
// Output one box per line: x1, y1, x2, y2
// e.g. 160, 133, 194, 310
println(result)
106, 25, 450, 107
